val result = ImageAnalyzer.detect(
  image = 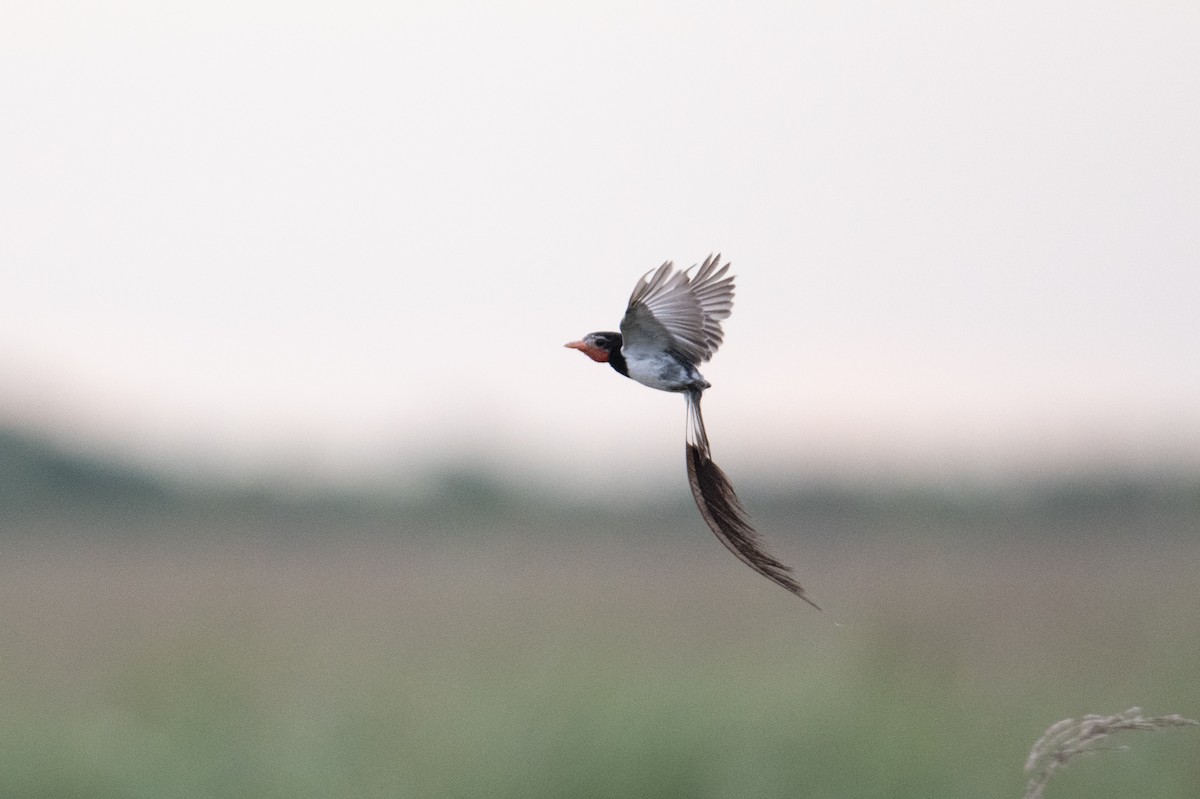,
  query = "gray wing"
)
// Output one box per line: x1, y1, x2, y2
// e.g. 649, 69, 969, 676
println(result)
619, 254, 735, 364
